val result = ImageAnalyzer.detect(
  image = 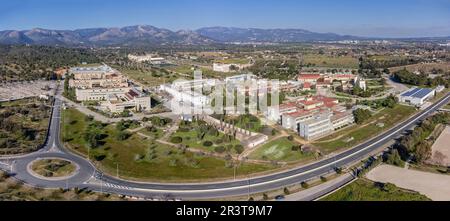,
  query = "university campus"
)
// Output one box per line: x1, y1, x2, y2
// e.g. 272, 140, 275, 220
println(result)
0, 0, 450, 206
